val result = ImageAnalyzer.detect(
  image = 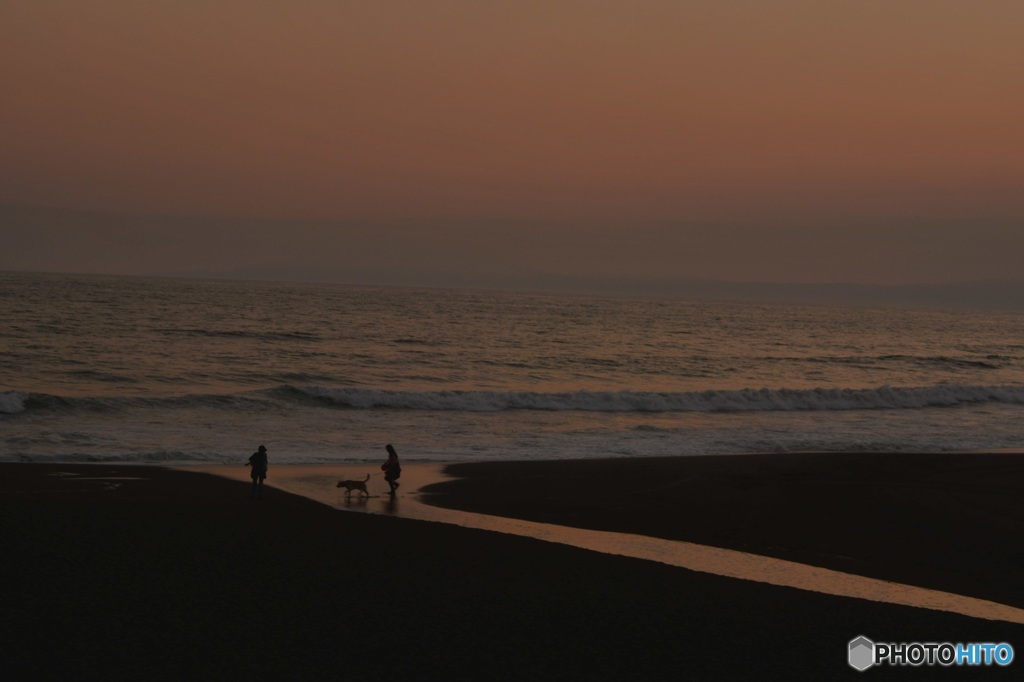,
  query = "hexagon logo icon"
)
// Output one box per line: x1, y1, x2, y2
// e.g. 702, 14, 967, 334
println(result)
849, 636, 875, 671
